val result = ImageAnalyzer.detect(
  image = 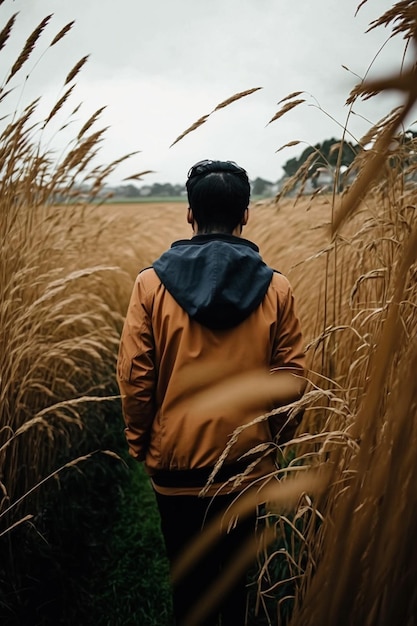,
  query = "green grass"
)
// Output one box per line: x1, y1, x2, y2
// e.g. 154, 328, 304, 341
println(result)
90, 460, 173, 626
